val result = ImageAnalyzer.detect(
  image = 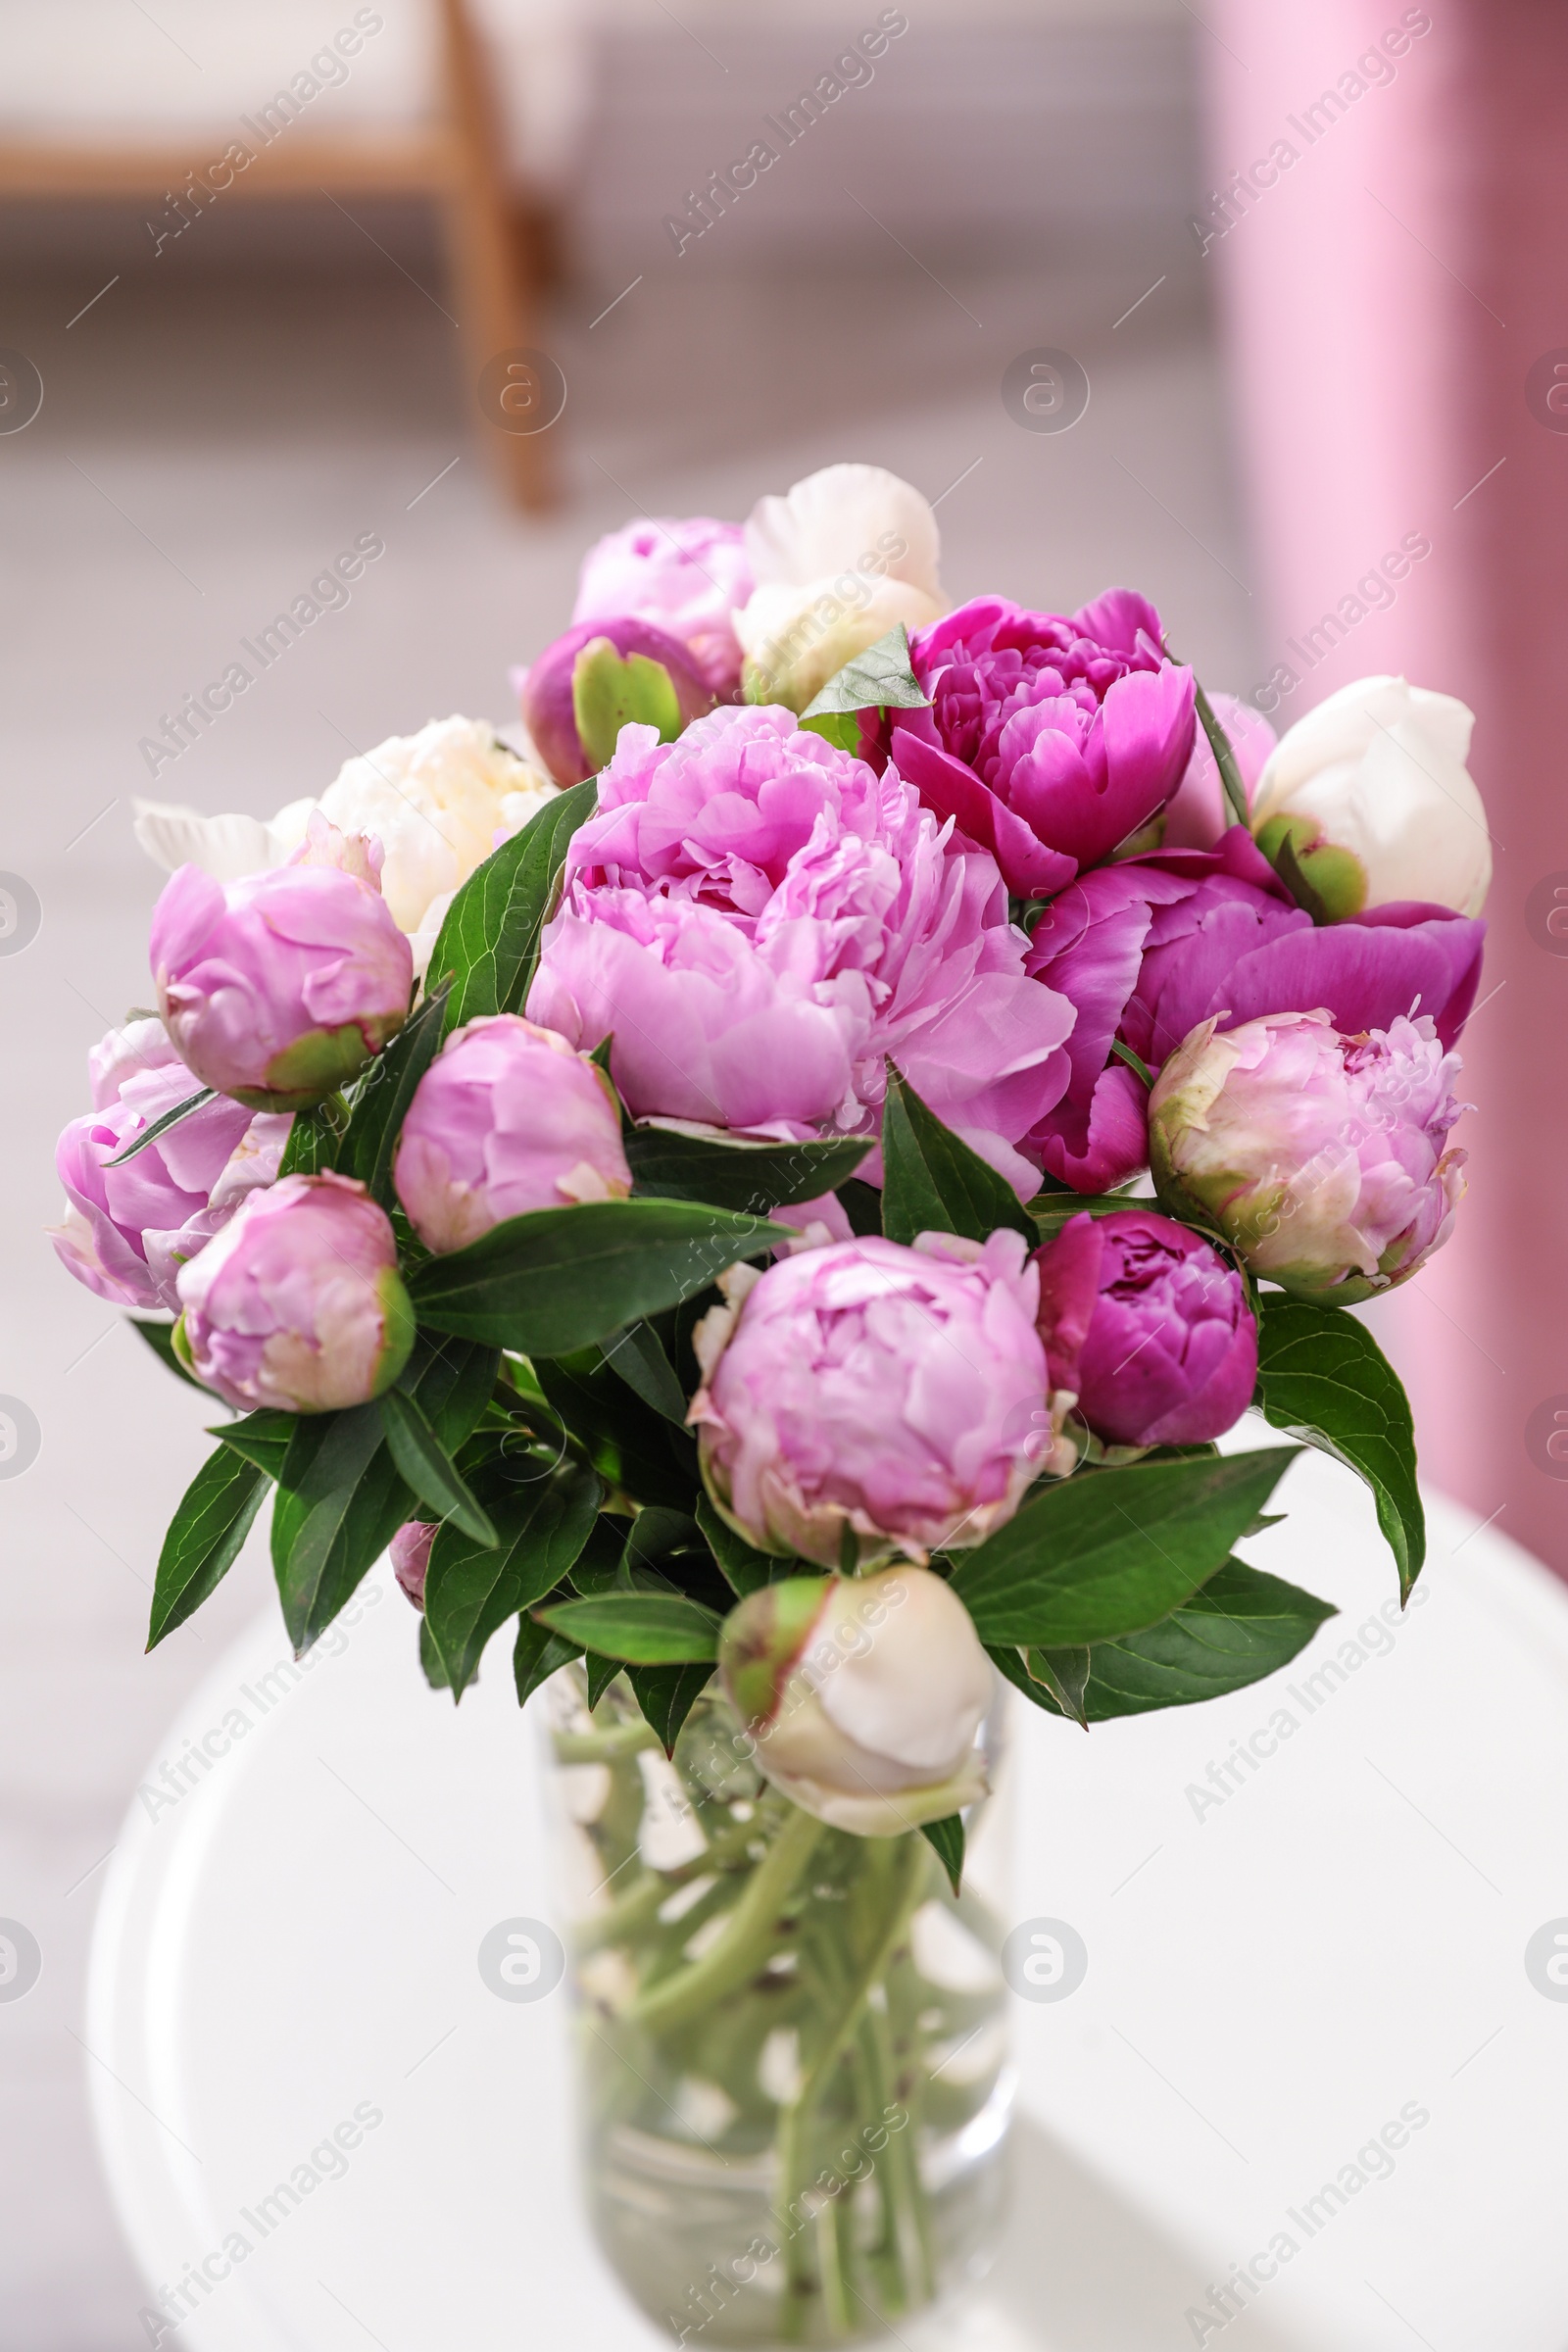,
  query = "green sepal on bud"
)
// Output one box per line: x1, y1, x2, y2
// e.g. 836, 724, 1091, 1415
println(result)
1253, 812, 1367, 922
572, 637, 685, 772
717, 1575, 833, 1732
